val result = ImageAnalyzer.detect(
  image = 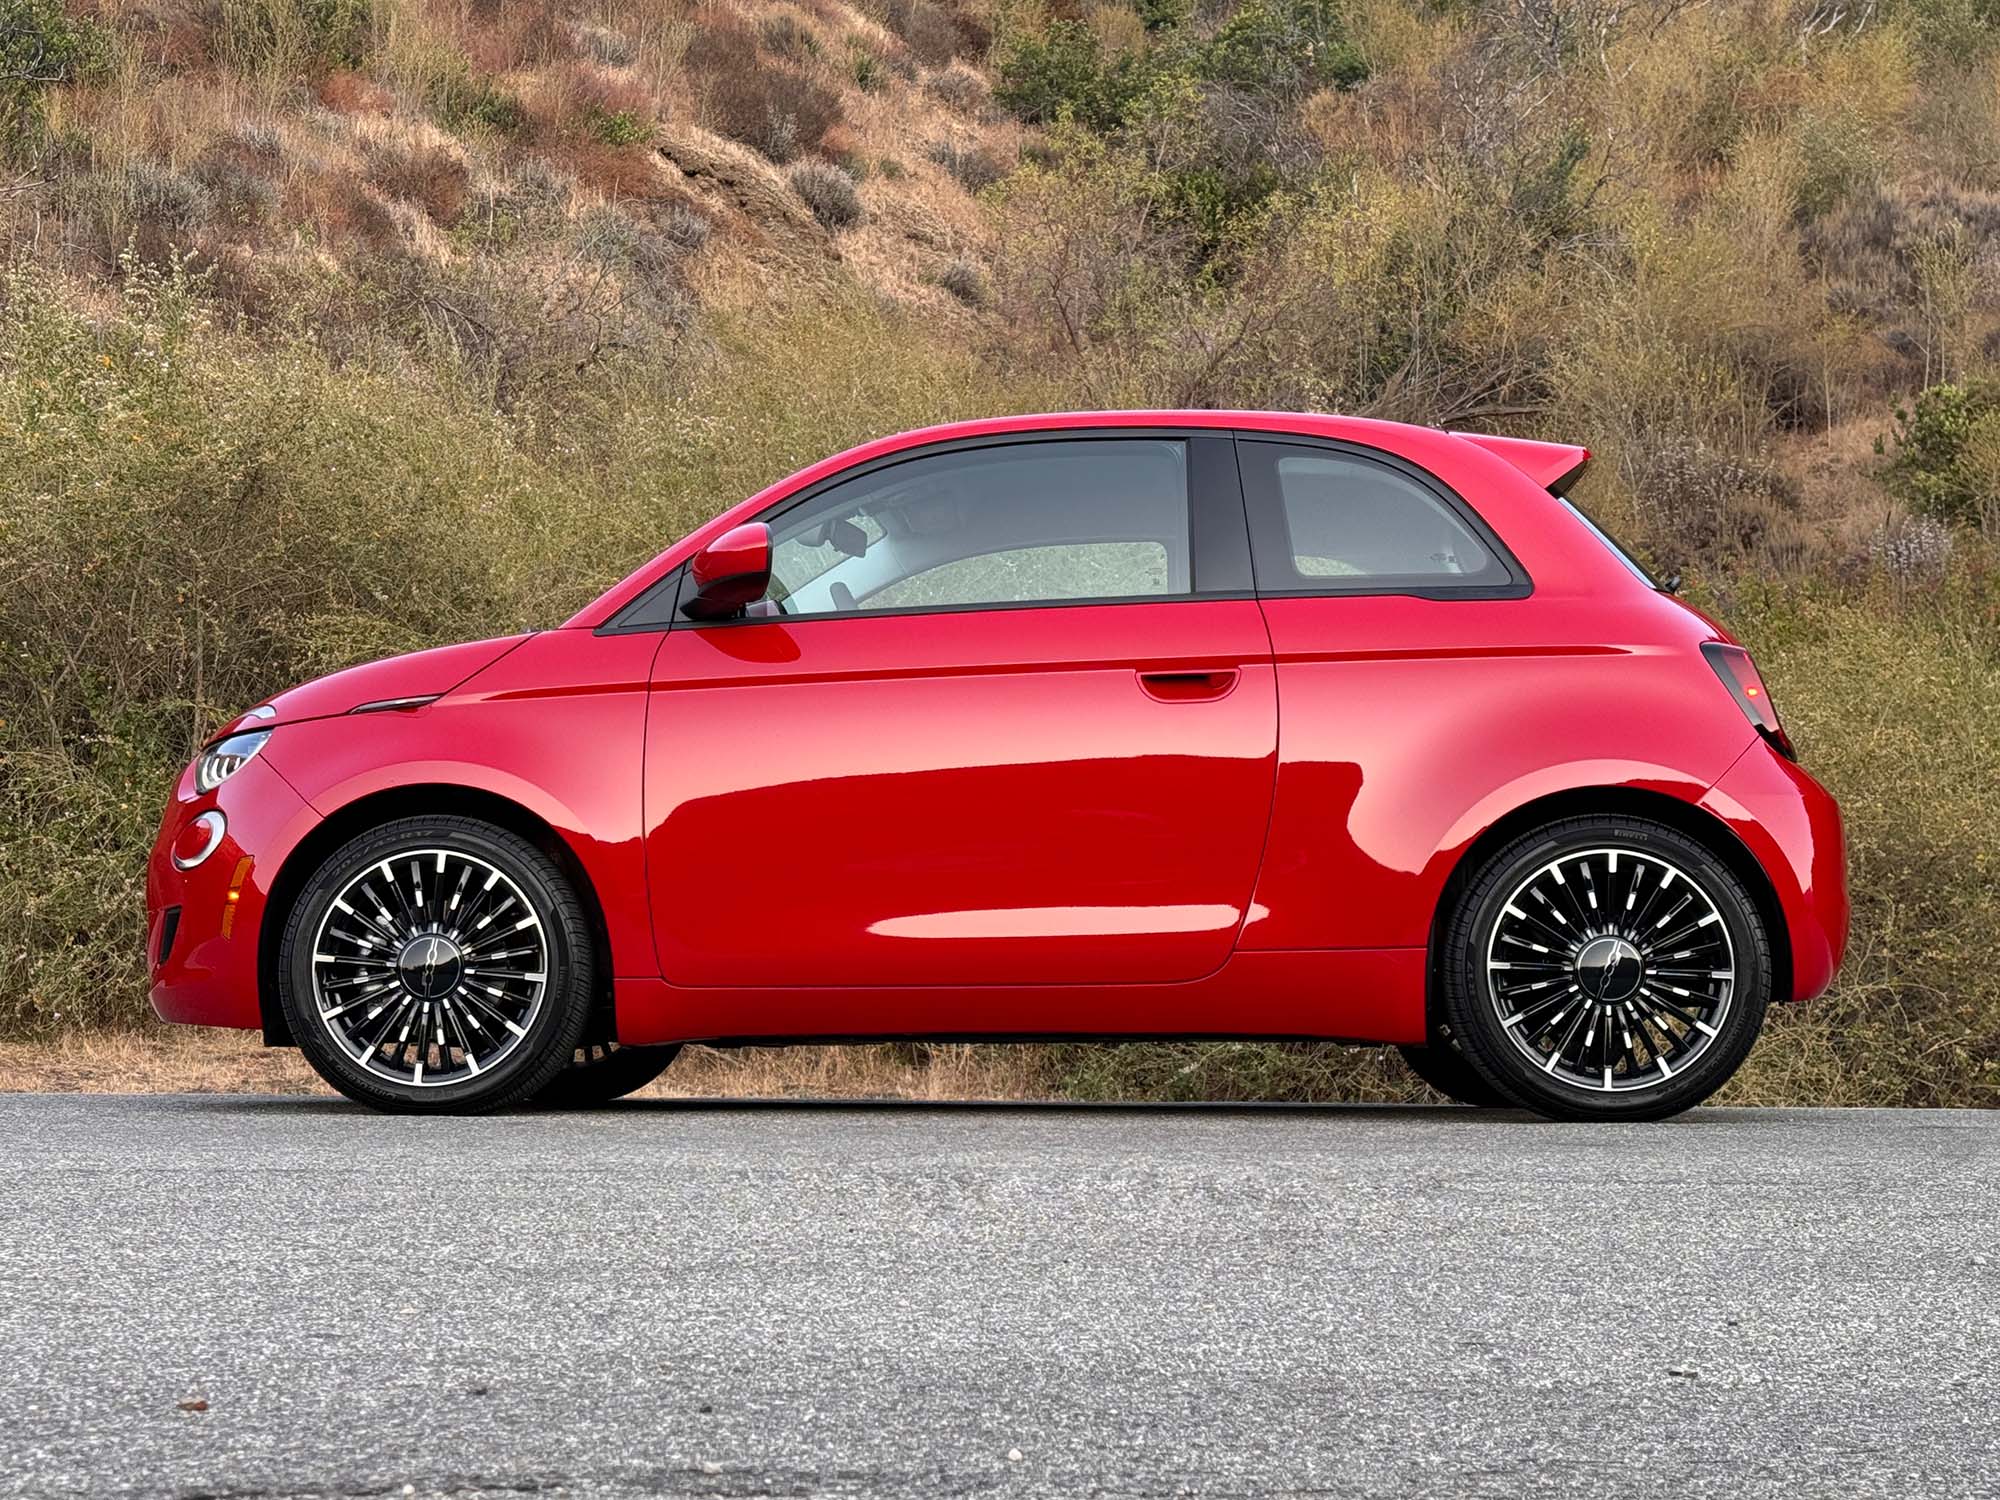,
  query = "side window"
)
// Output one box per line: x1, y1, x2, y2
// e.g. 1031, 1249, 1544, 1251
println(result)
760, 439, 1191, 618
1239, 440, 1520, 595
